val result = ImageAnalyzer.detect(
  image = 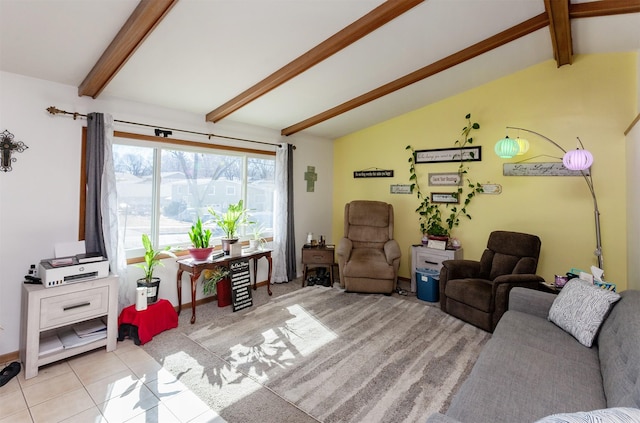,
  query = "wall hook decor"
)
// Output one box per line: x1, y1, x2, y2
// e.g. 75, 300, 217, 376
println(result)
1, 130, 28, 172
